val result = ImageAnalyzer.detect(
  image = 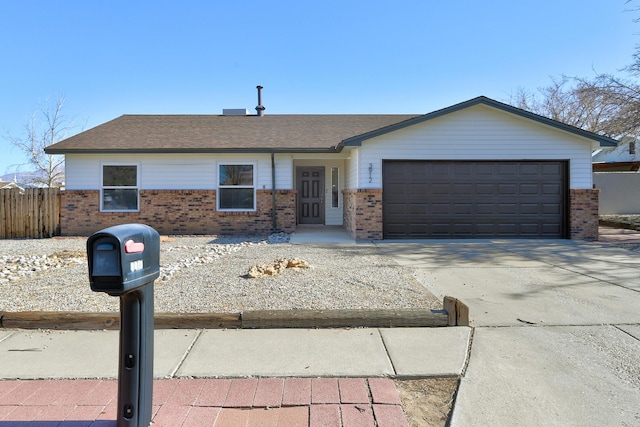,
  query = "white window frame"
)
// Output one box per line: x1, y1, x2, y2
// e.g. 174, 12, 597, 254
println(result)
100, 163, 140, 212
217, 162, 257, 211
331, 166, 340, 209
